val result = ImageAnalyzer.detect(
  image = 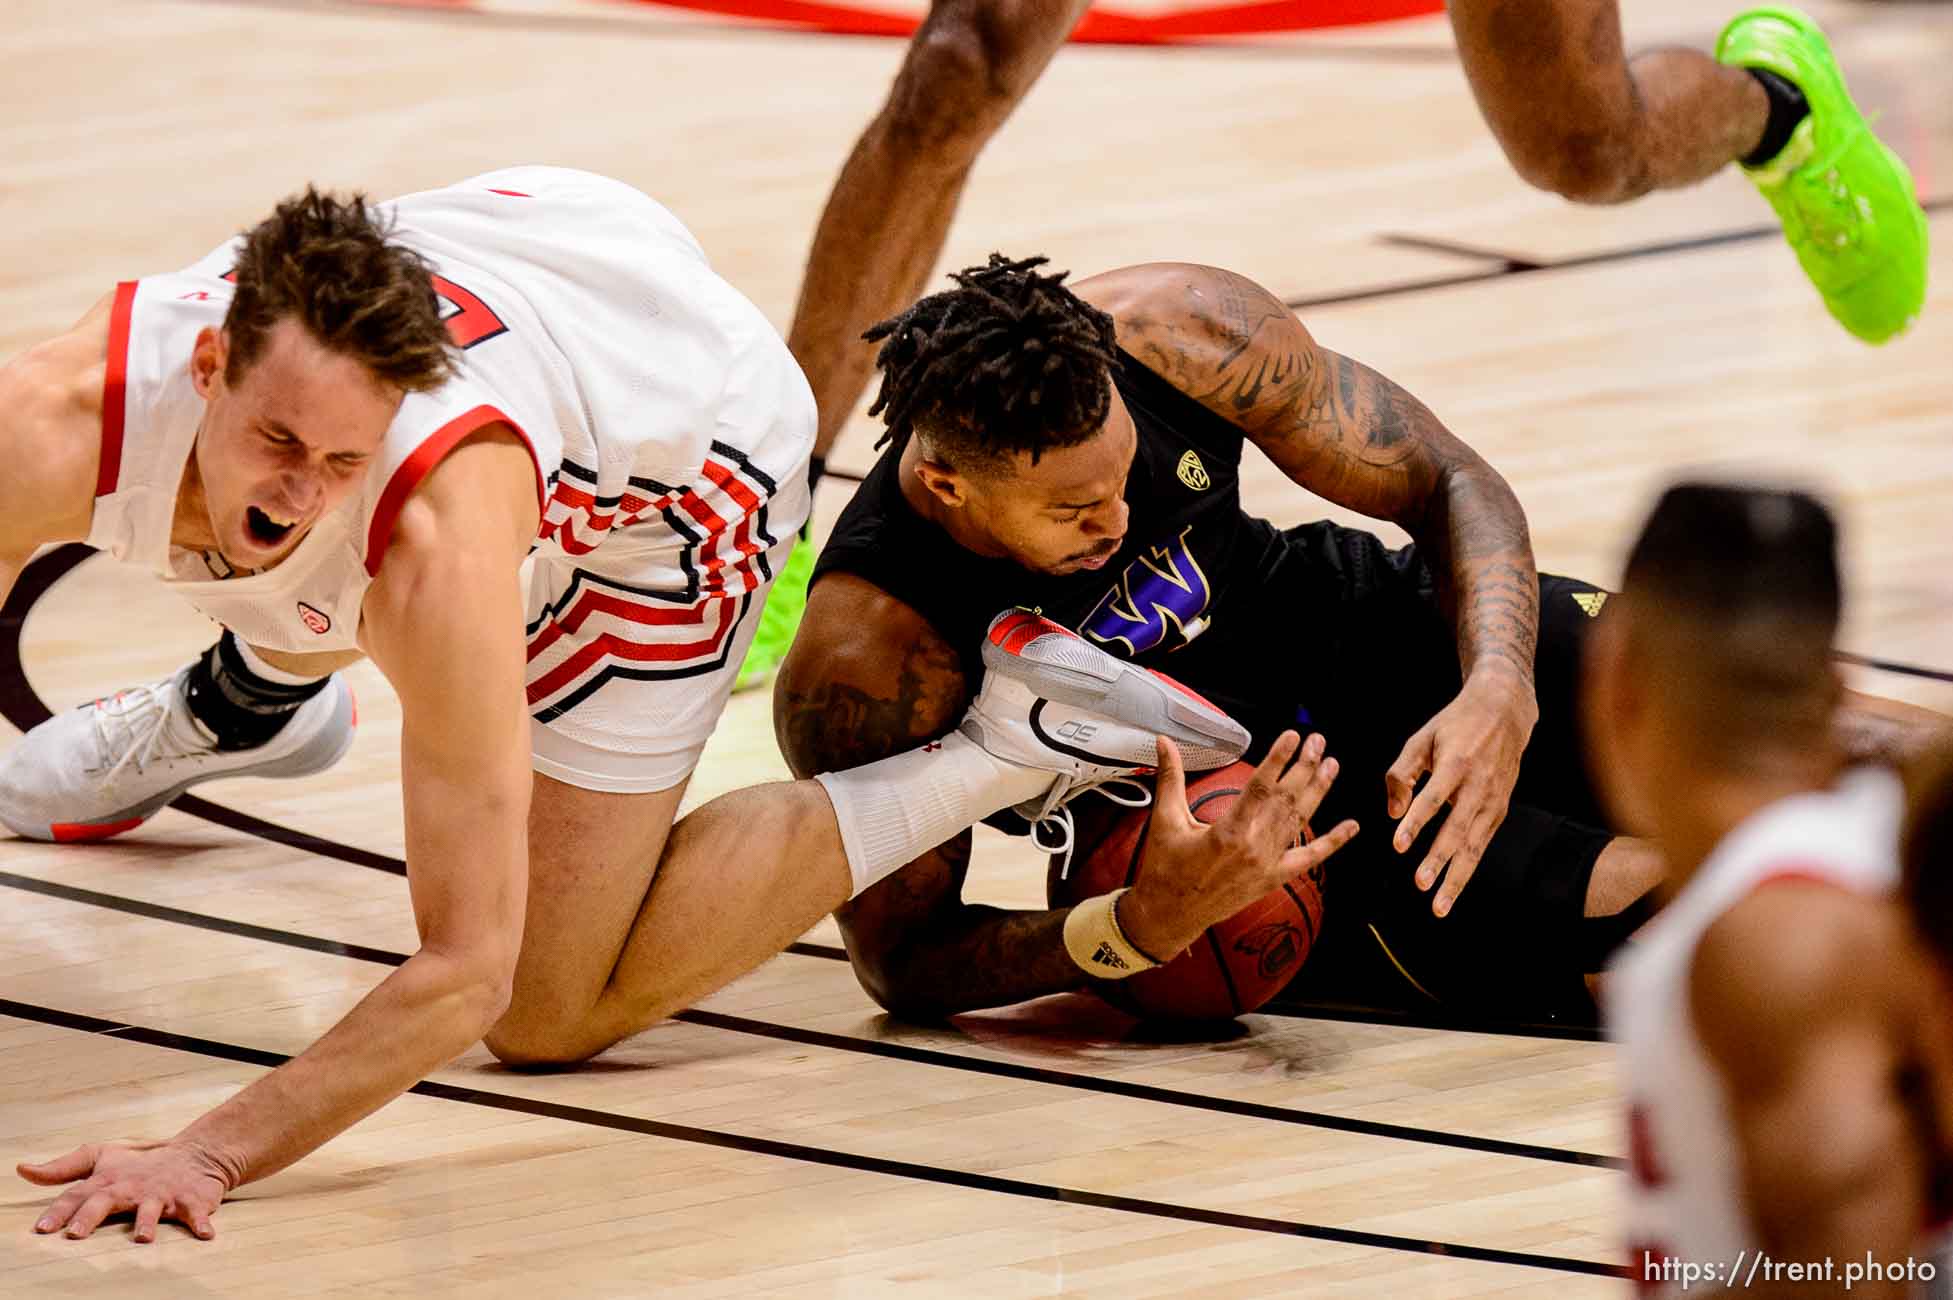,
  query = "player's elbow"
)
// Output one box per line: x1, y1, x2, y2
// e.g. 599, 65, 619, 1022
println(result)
453, 948, 520, 1031
415, 942, 520, 1050
845, 931, 957, 1023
